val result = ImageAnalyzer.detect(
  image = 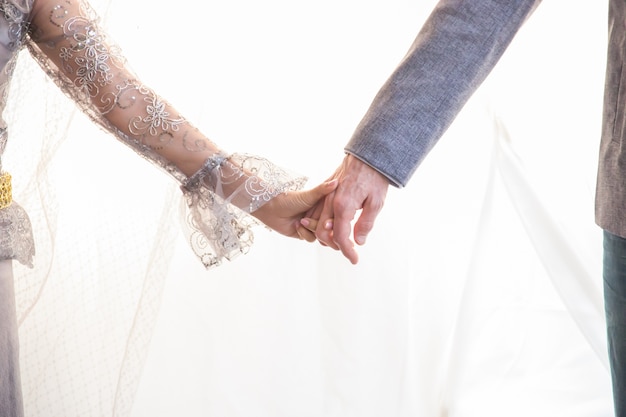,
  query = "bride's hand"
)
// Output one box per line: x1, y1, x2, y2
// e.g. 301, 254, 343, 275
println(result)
251, 179, 338, 240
